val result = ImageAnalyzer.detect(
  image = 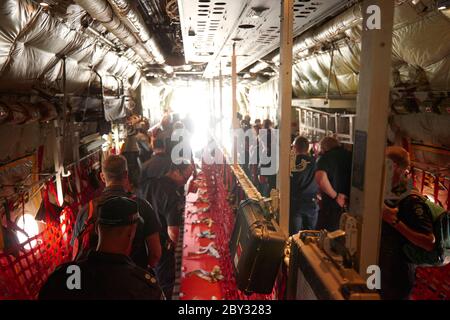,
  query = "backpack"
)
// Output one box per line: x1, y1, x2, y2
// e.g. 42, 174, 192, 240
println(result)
72, 200, 99, 261
402, 194, 450, 266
